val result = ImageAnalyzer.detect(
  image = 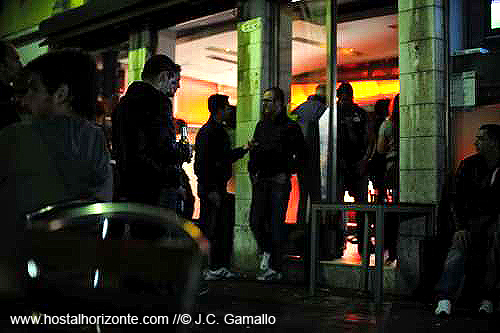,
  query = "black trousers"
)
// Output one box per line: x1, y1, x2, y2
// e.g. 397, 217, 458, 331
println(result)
199, 191, 235, 270
249, 175, 291, 271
